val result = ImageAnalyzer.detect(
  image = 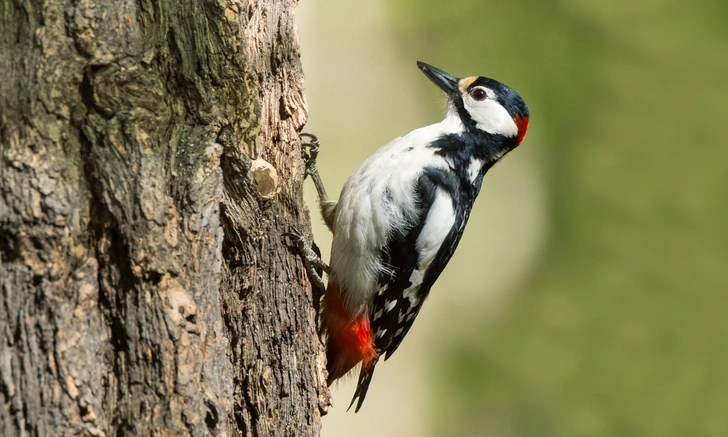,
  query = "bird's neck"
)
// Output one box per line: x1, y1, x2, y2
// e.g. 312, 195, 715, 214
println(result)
431, 129, 512, 167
